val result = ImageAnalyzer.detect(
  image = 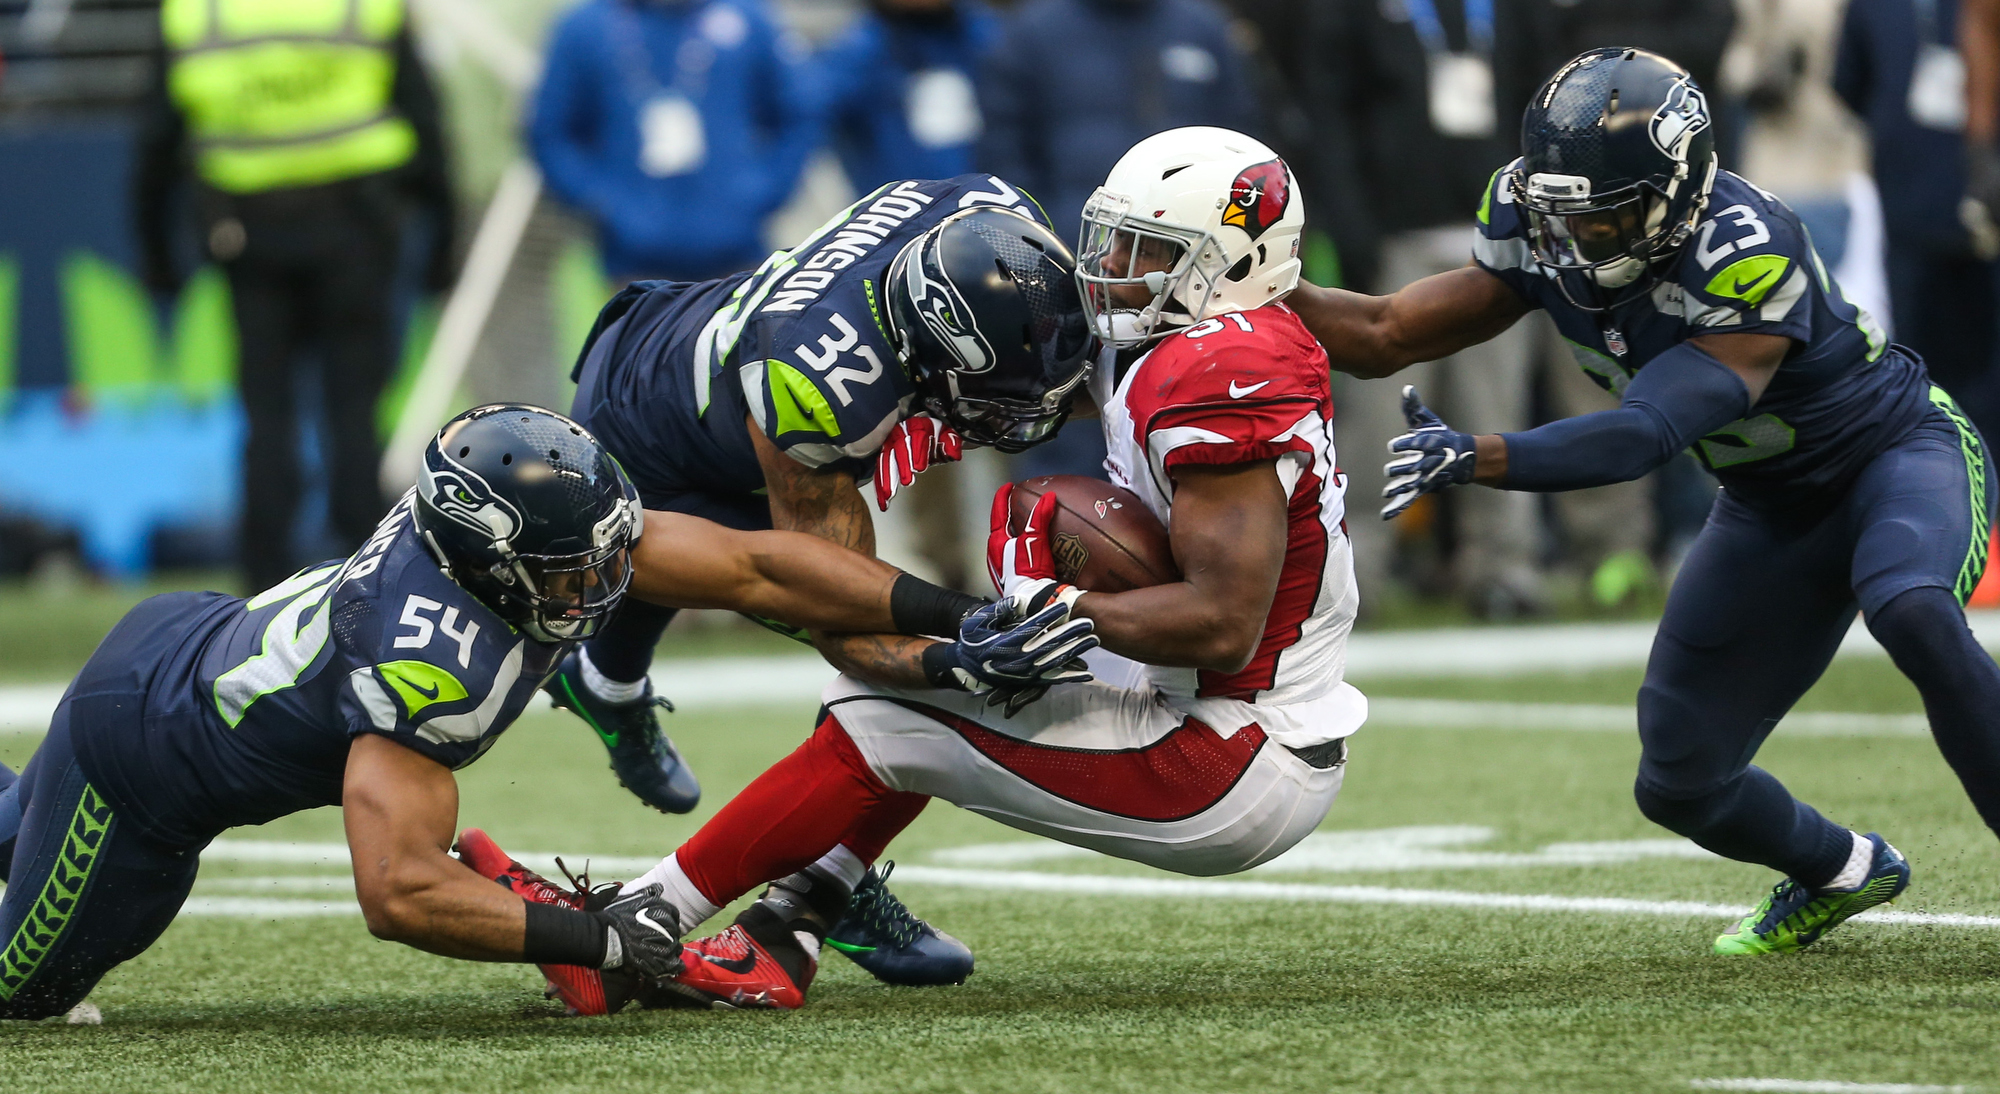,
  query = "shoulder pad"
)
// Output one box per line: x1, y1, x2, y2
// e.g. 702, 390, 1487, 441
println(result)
1473, 159, 1535, 273
1135, 308, 1326, 415
746, 298, 910, 468
1678, 179, 1812, 327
